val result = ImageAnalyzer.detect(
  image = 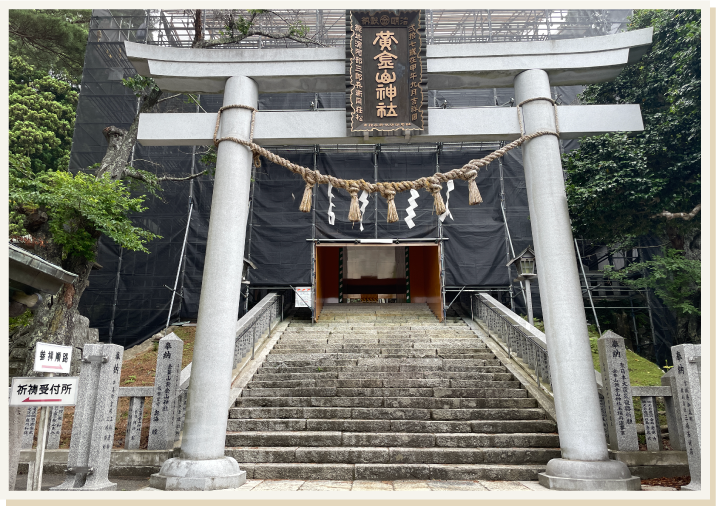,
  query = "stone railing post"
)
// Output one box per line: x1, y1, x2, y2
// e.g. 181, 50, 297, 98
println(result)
148, 333, 183, 450
597, 330, 638, 451
52, 343, 123, 491
671, 344, 701, 491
